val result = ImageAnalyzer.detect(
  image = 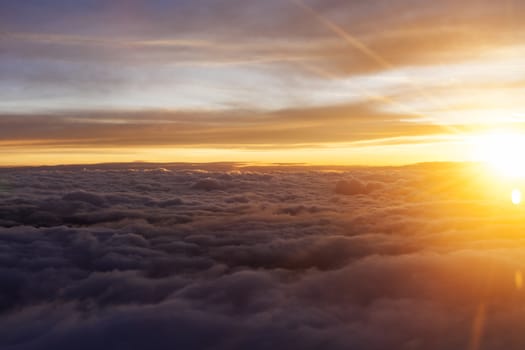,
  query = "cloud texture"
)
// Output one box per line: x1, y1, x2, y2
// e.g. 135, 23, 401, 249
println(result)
1, 162, 525, 349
